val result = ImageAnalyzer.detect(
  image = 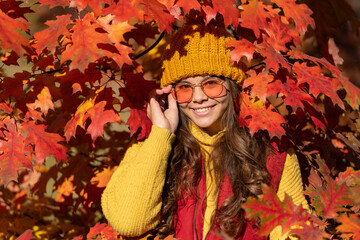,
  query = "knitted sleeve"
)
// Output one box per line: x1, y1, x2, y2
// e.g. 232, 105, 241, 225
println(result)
269, 148, 308, 240
101, 125, 175, 237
